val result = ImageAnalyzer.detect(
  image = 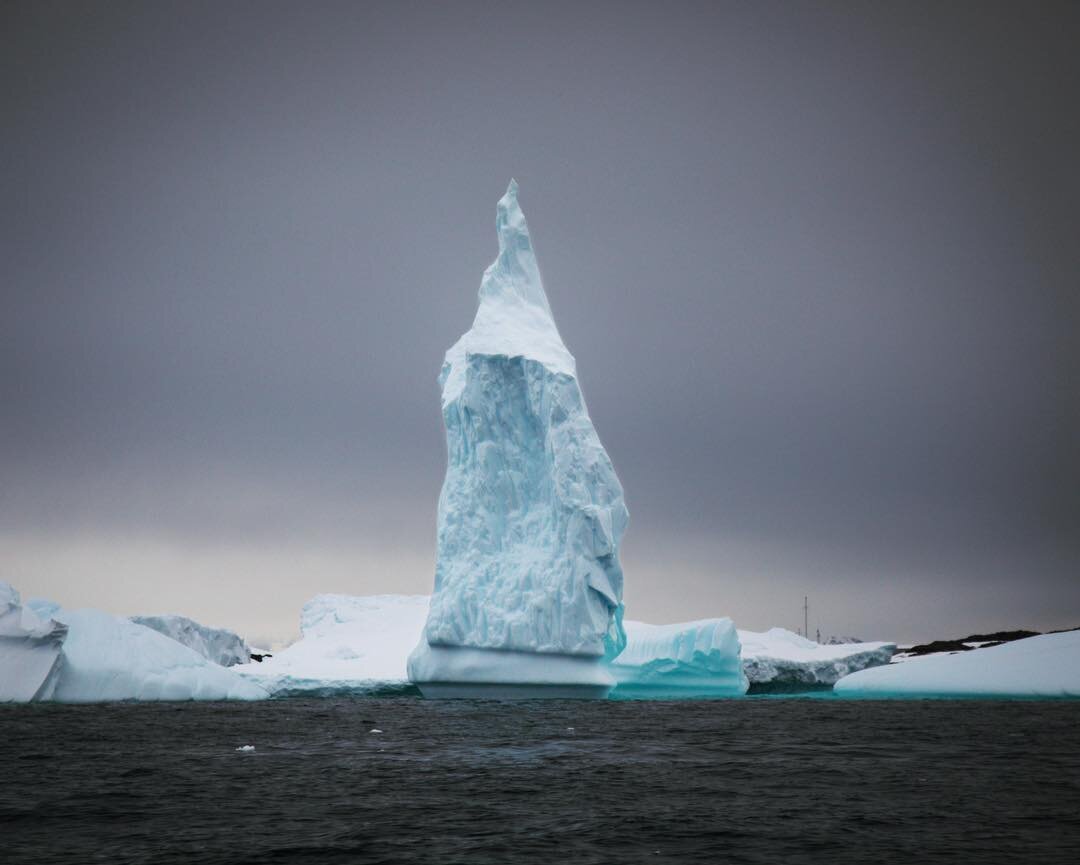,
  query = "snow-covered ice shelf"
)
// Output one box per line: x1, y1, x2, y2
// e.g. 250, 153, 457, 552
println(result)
739, 628, 895, 690
834, 630, 1080, 698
